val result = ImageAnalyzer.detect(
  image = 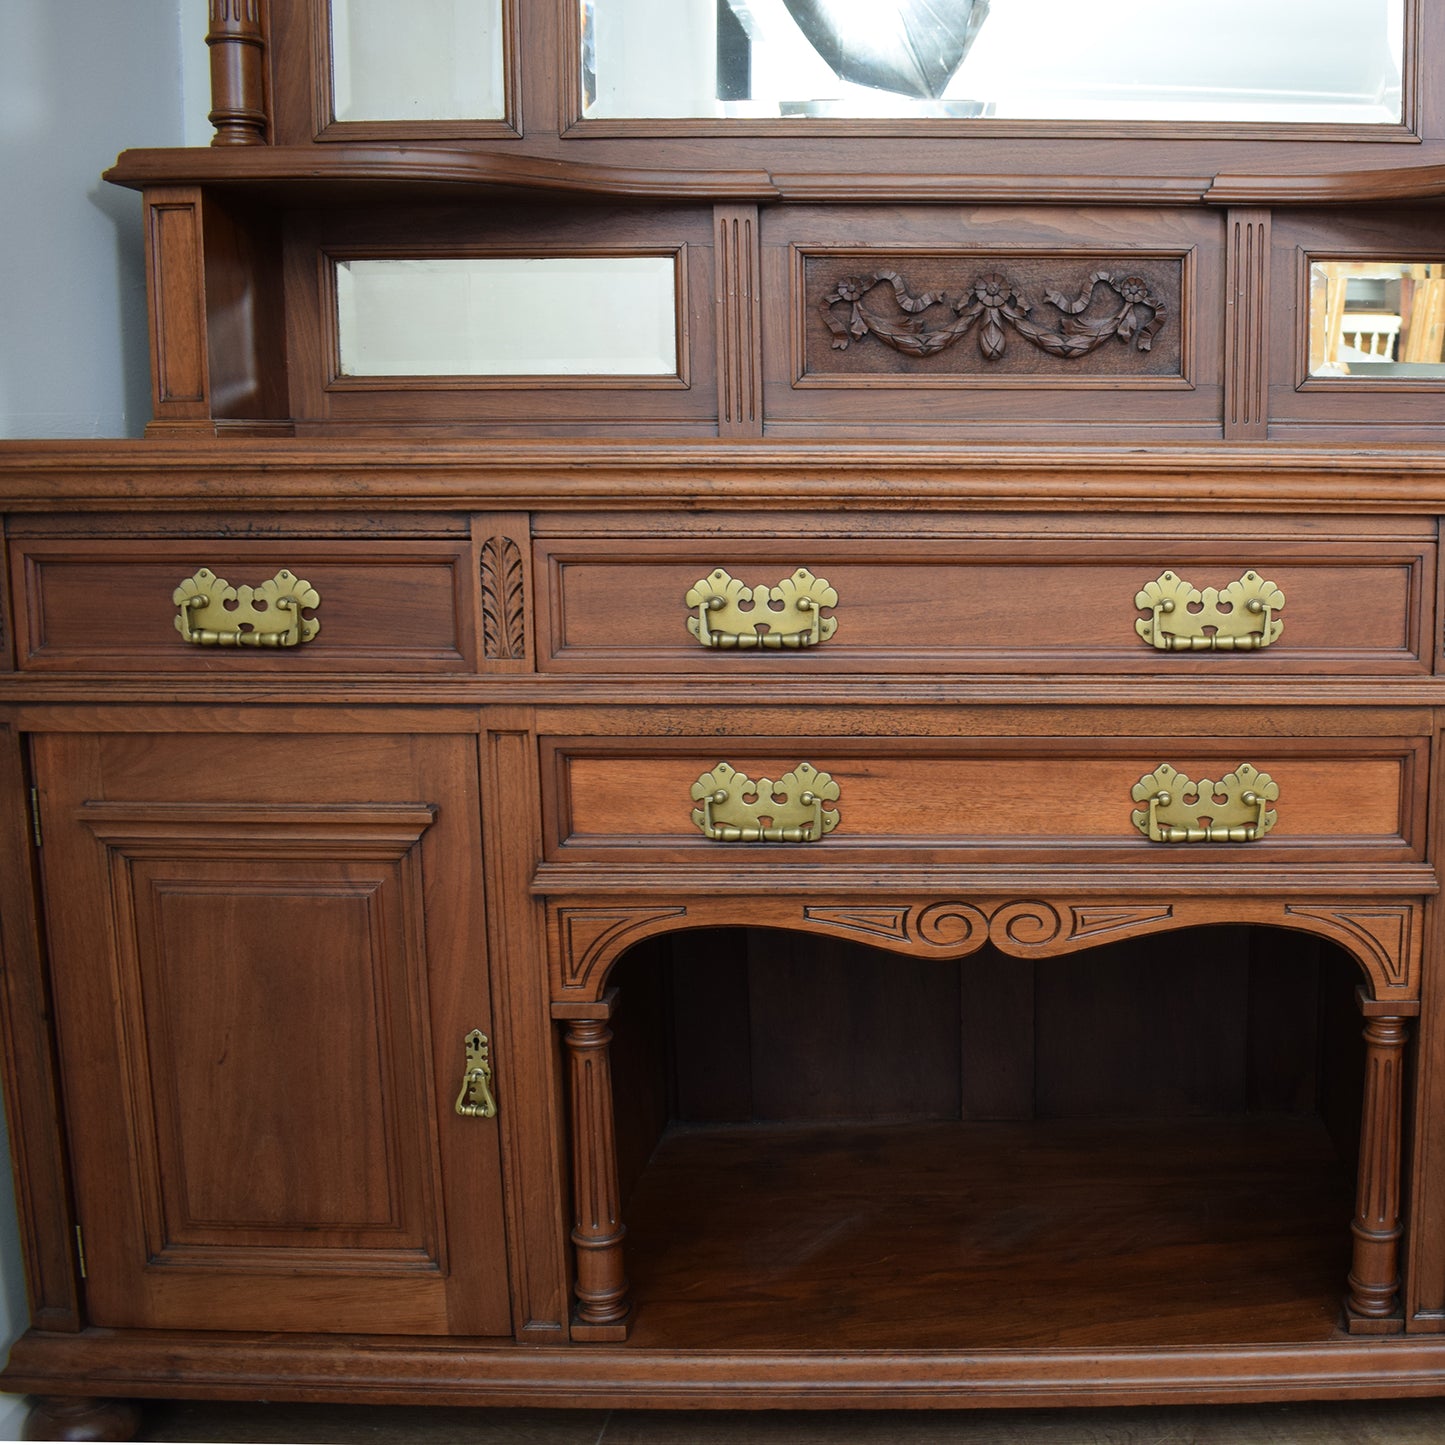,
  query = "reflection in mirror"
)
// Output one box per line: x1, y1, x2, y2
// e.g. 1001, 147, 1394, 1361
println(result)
1309, 263, 1445, 379
581, 0, 1404, 123
330, 0, 505, 122
334, 258, 679, 377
